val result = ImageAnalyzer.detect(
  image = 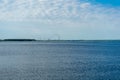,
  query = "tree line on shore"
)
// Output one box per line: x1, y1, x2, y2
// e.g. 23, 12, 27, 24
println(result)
0, 39, 36, 41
